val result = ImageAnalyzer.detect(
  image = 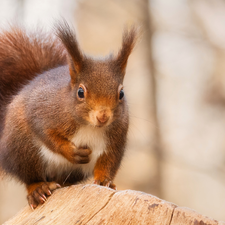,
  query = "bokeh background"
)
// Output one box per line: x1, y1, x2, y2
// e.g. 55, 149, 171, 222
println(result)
0, 0, 225, 223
